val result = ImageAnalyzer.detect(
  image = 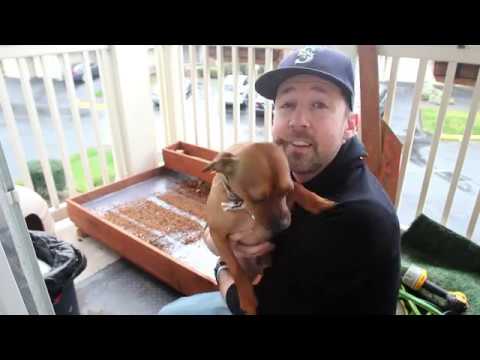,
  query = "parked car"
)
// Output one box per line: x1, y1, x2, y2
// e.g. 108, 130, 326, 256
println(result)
254, 94, 272, 114
152, 91, 161, 108
72, 63, 99, 83
224, 74, 249, 108
379, 82, 388, 119
152, 78, 192, 109
185, 78, 192, 98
